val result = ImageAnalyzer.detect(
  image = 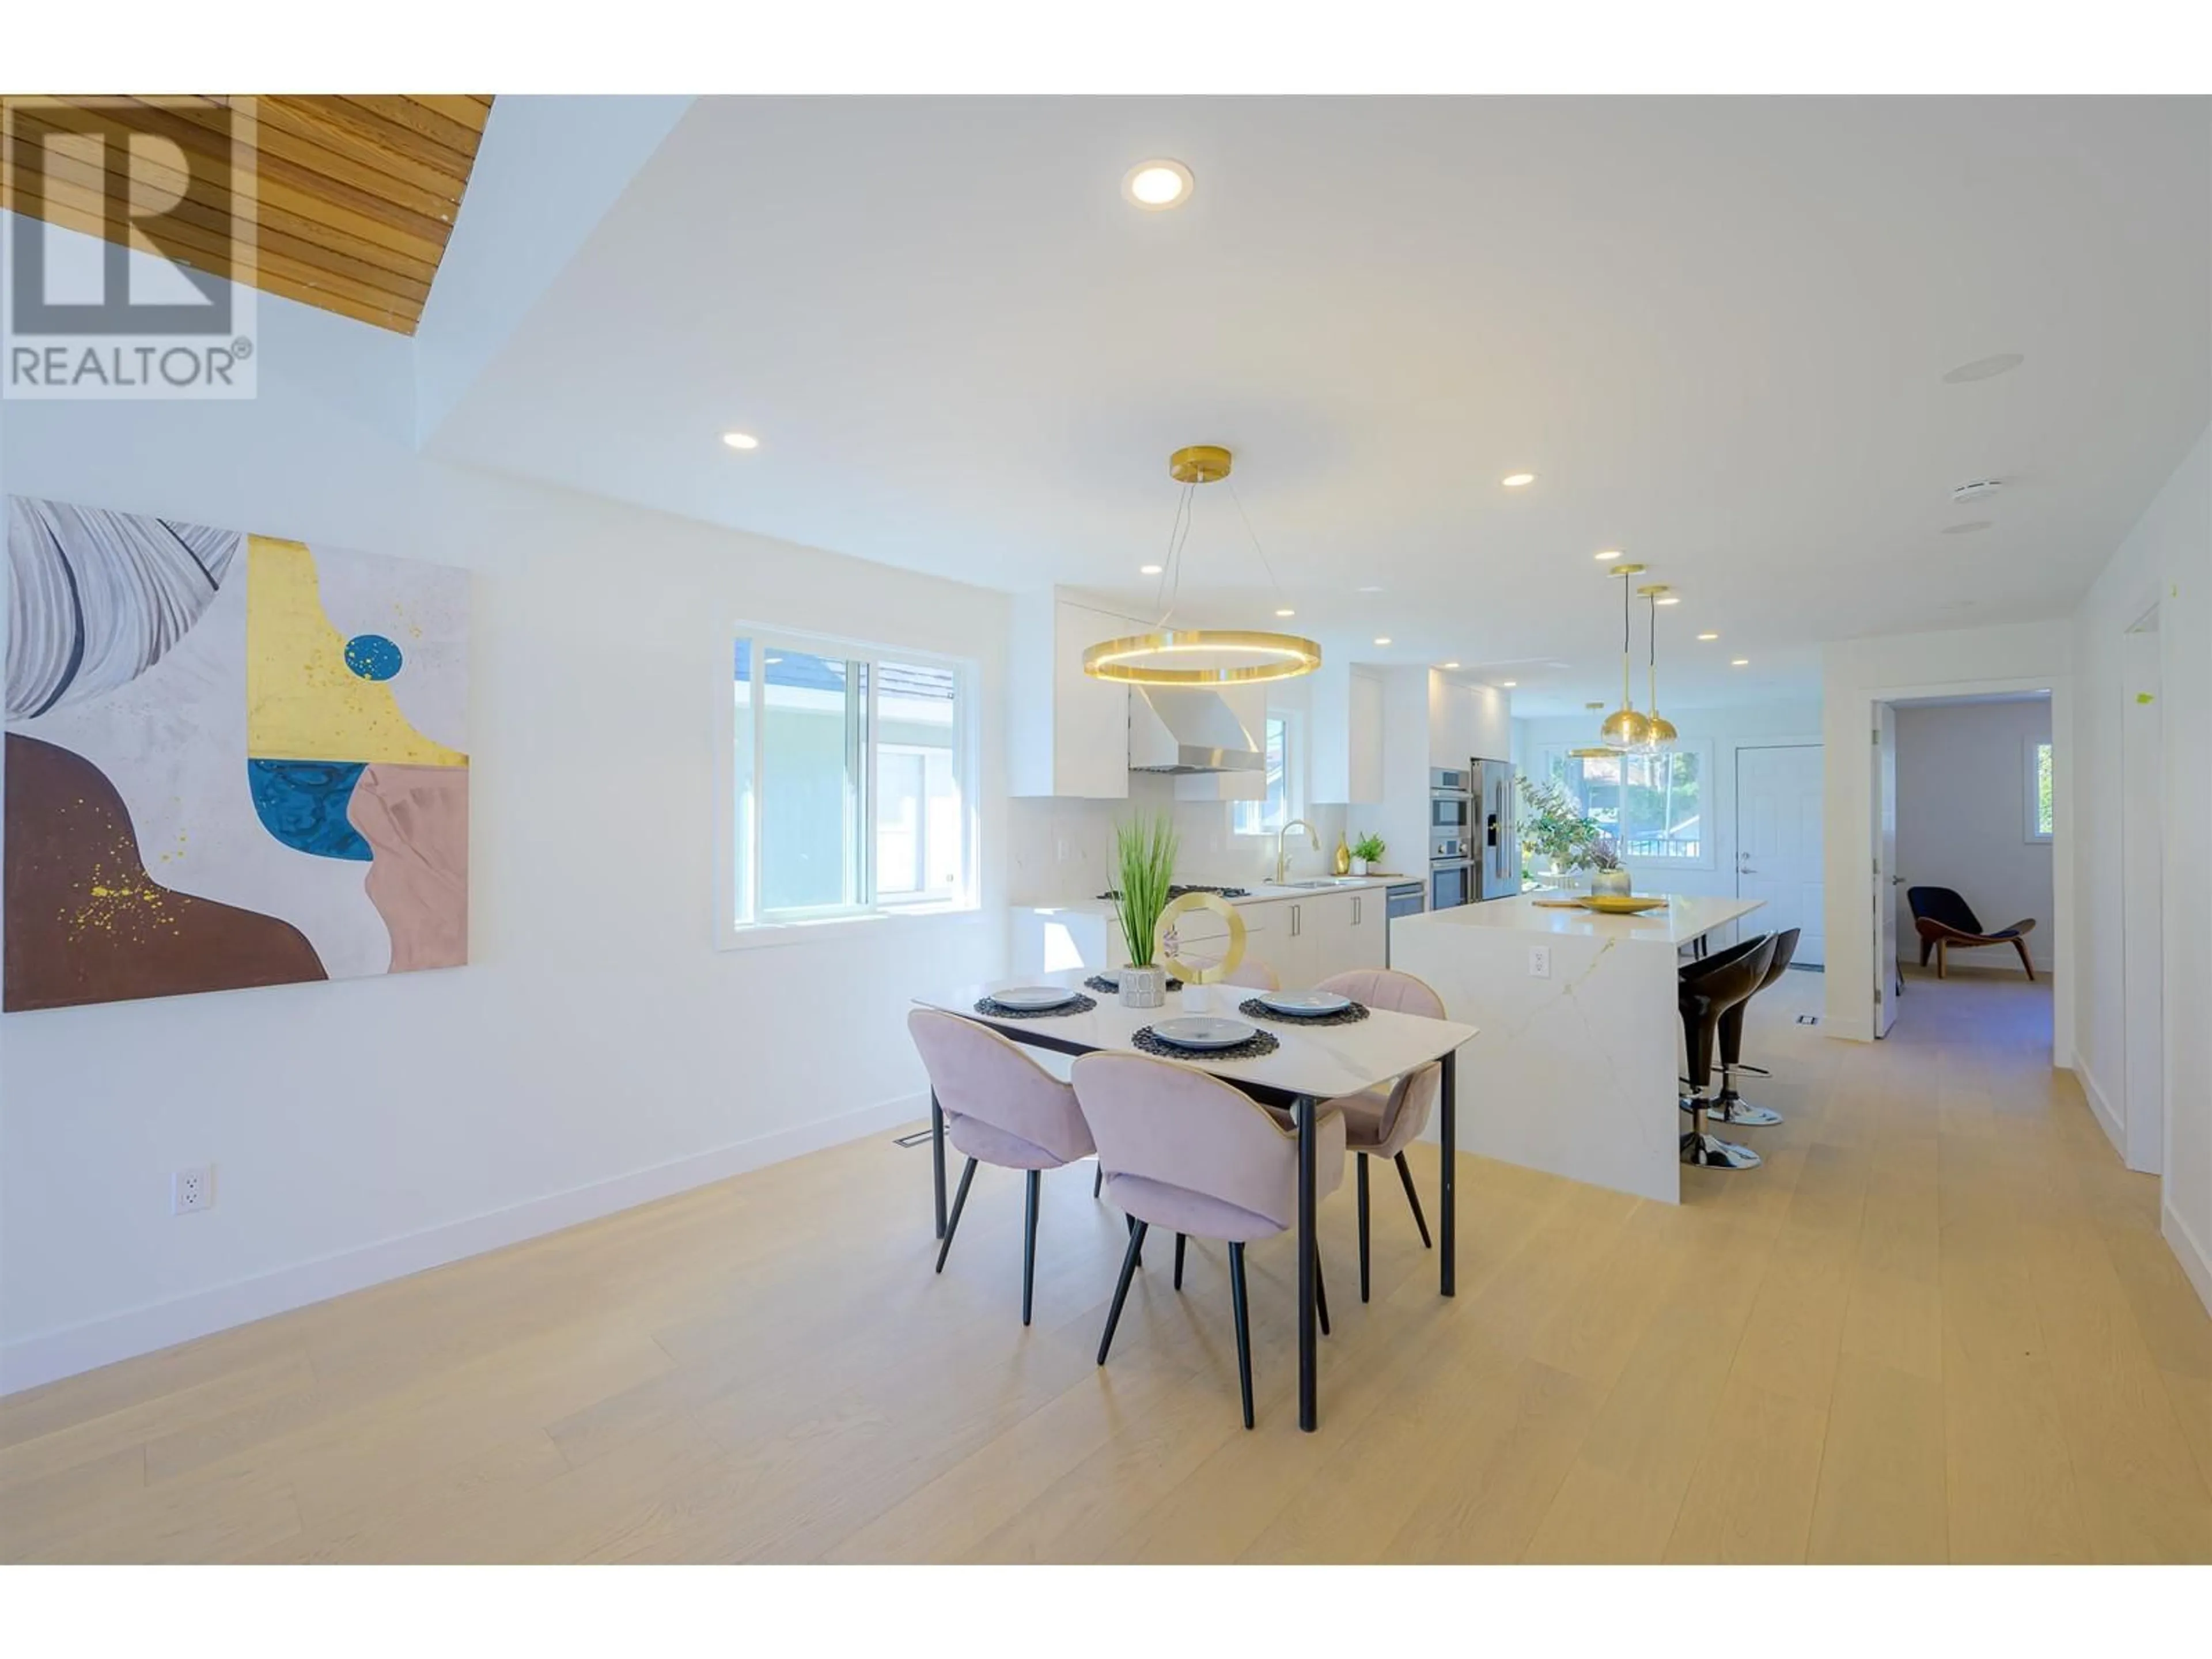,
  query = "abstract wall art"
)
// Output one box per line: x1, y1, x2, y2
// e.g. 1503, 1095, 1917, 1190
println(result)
4, 495, 469, 1011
